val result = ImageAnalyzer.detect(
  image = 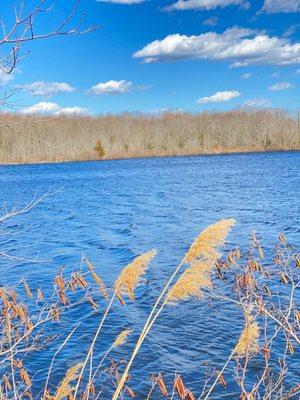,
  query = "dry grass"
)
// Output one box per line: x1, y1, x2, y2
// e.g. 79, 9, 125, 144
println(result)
0, 109, 299, 164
